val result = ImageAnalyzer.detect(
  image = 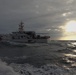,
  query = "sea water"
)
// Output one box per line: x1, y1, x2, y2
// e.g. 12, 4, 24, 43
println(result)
0, 41, 76, 75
